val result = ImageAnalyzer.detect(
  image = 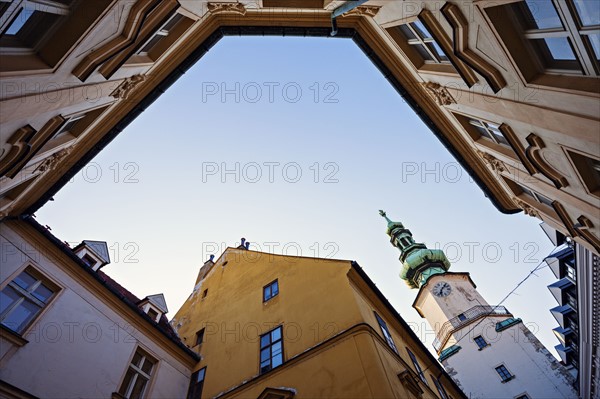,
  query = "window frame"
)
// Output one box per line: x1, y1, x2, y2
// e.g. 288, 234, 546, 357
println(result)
187, 367, 206, 399
518, 0, 599, 76
406, 347, 428, 386
0, 265, 60, 335
432, 374, 450, 399
135, 13, 184, 56
0, 0, 70, 54
385, 16, 458, 77
263, 279, 279, 303
374, 312, 399, 354
474, 335, 489, 350
259, 325, 284, 374
495, 364, 515, 383
399, 21, 450, 65
195, 328, 205, 347
118, 347, 158, 399
485, 0, 600, 93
